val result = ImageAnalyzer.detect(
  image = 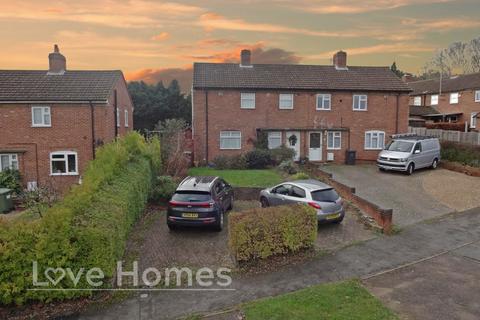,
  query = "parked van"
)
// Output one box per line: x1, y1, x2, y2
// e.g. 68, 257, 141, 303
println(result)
377, 134, 441, 175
